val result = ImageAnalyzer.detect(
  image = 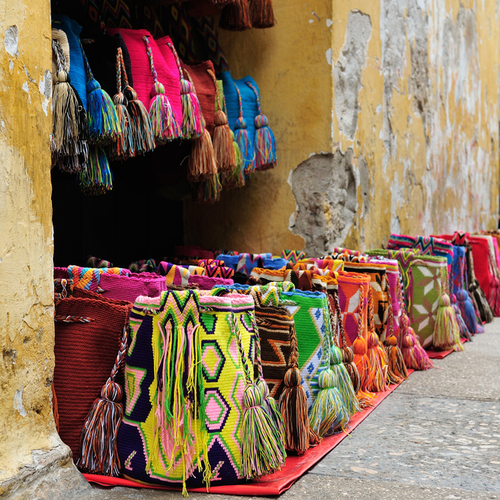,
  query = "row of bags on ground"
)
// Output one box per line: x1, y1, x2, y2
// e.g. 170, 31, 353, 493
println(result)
51, 15, 276, 202
51, 230, 496, 490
